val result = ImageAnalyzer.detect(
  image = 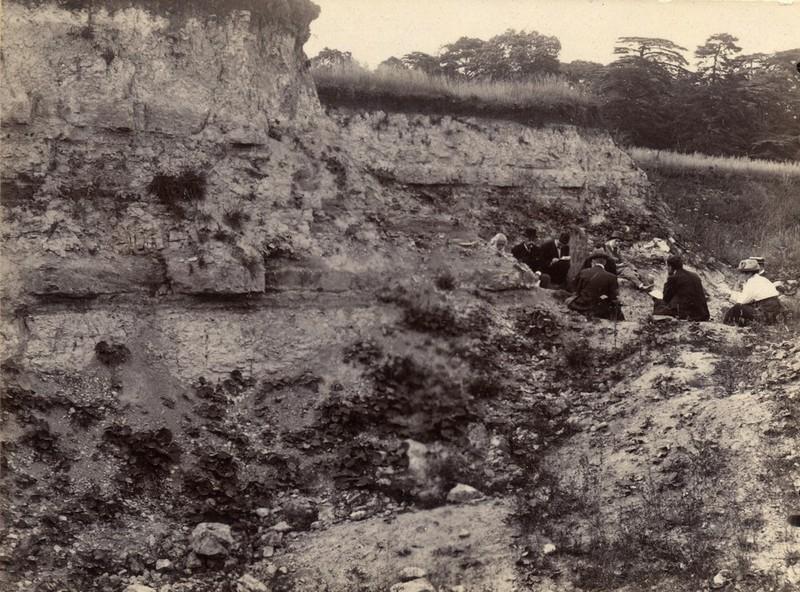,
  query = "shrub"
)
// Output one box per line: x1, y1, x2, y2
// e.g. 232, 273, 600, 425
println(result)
222, 208, 251, 230
148, 170, 206, 216
435, 271, 456, 291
